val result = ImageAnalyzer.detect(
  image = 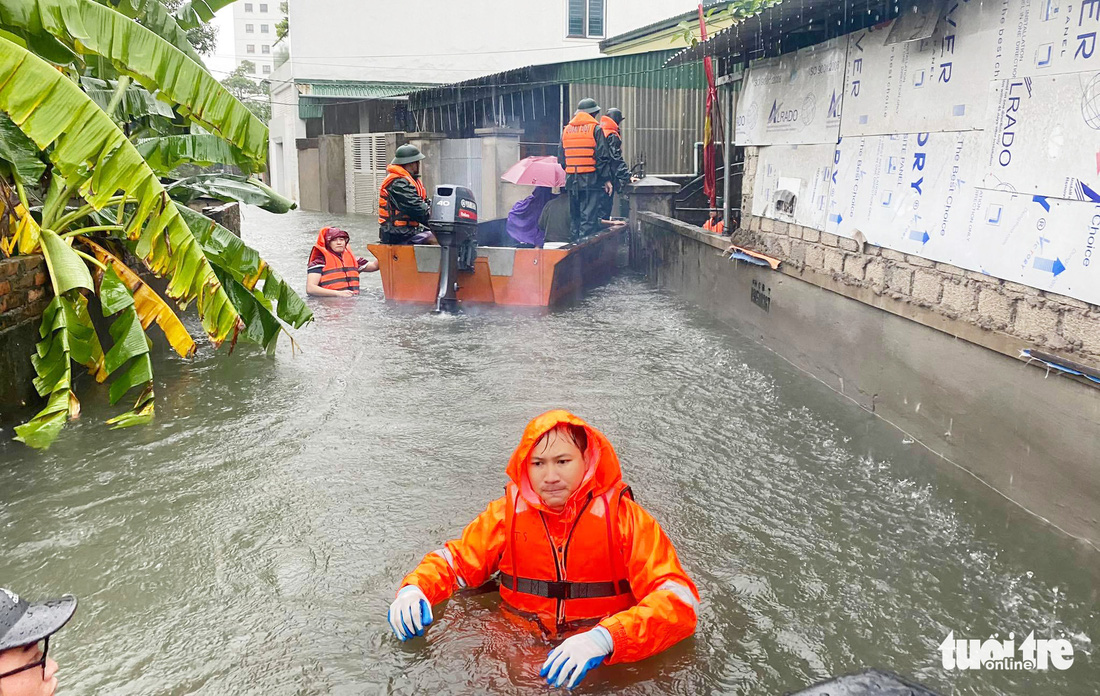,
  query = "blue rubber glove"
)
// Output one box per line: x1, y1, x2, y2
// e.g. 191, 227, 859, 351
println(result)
539, 626, 613, 689
387, 585, 433, 641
